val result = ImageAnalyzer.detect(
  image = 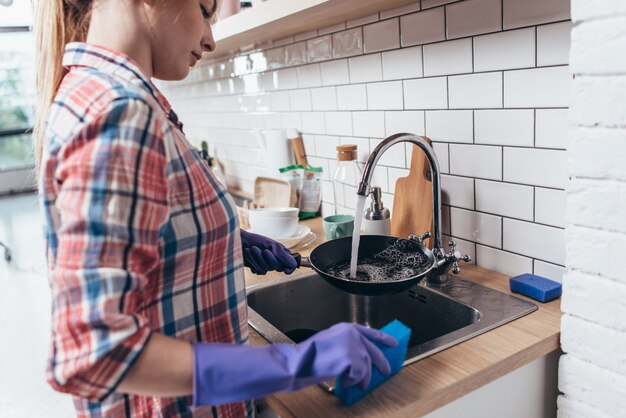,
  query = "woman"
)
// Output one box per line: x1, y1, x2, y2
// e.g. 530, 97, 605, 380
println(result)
34, 0, 397, 417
